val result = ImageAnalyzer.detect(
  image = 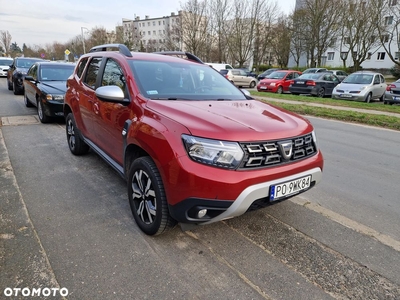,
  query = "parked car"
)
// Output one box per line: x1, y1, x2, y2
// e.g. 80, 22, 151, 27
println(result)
302, 68, 328, 74
257, 68, 282, 81
64, 44, 323, 235
221, 69, 257, 88
383, 78, 400, 105
257, 70, 302, 94
205, 62, 233, 71
23, 61, 75, 123
332, 71, 386, 103
7, 57, 44, 95
329, 70, 349, 81
237, 68, 257, 78
0, 57, 13, 77
289, 72, 341, 97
